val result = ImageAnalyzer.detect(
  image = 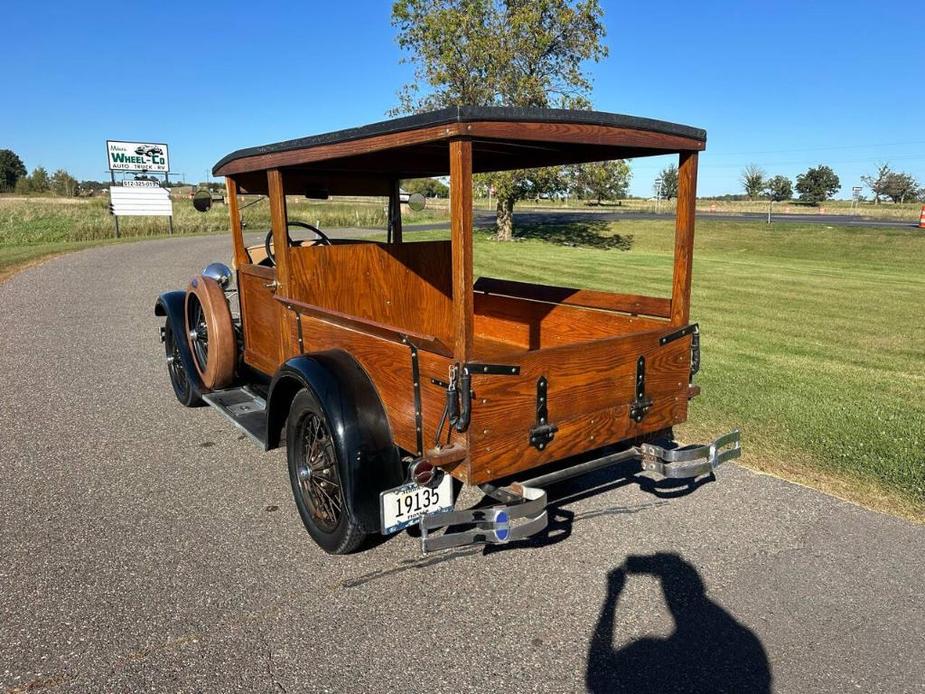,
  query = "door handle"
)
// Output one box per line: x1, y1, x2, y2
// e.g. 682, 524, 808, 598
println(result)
264, 280, 279, 291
